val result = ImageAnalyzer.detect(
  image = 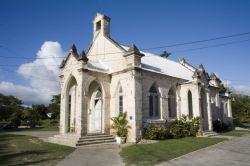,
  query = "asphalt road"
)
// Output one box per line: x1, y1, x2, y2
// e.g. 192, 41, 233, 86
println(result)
157, 134, 250, 166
